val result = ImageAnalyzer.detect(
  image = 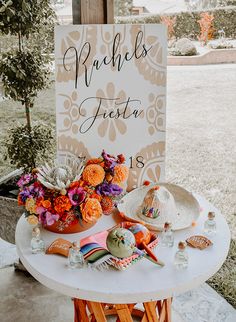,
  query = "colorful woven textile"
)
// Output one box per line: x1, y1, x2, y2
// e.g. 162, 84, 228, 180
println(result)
80, 226, 158, 270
